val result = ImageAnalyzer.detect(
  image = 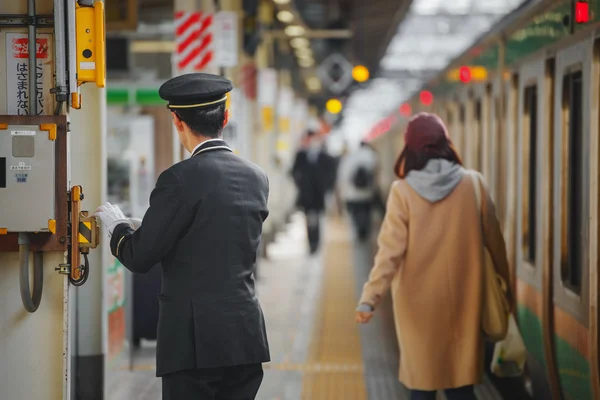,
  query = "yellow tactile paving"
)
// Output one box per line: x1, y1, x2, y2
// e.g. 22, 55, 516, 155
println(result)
301, 217, 367, 400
